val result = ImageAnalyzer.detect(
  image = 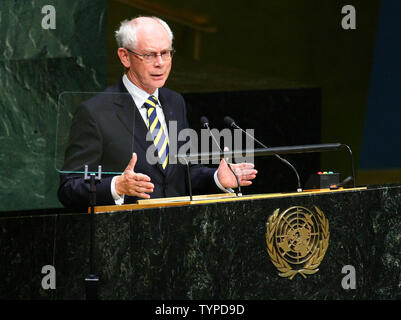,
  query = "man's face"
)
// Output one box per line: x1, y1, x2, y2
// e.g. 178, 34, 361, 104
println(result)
121, 20, 172, 94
